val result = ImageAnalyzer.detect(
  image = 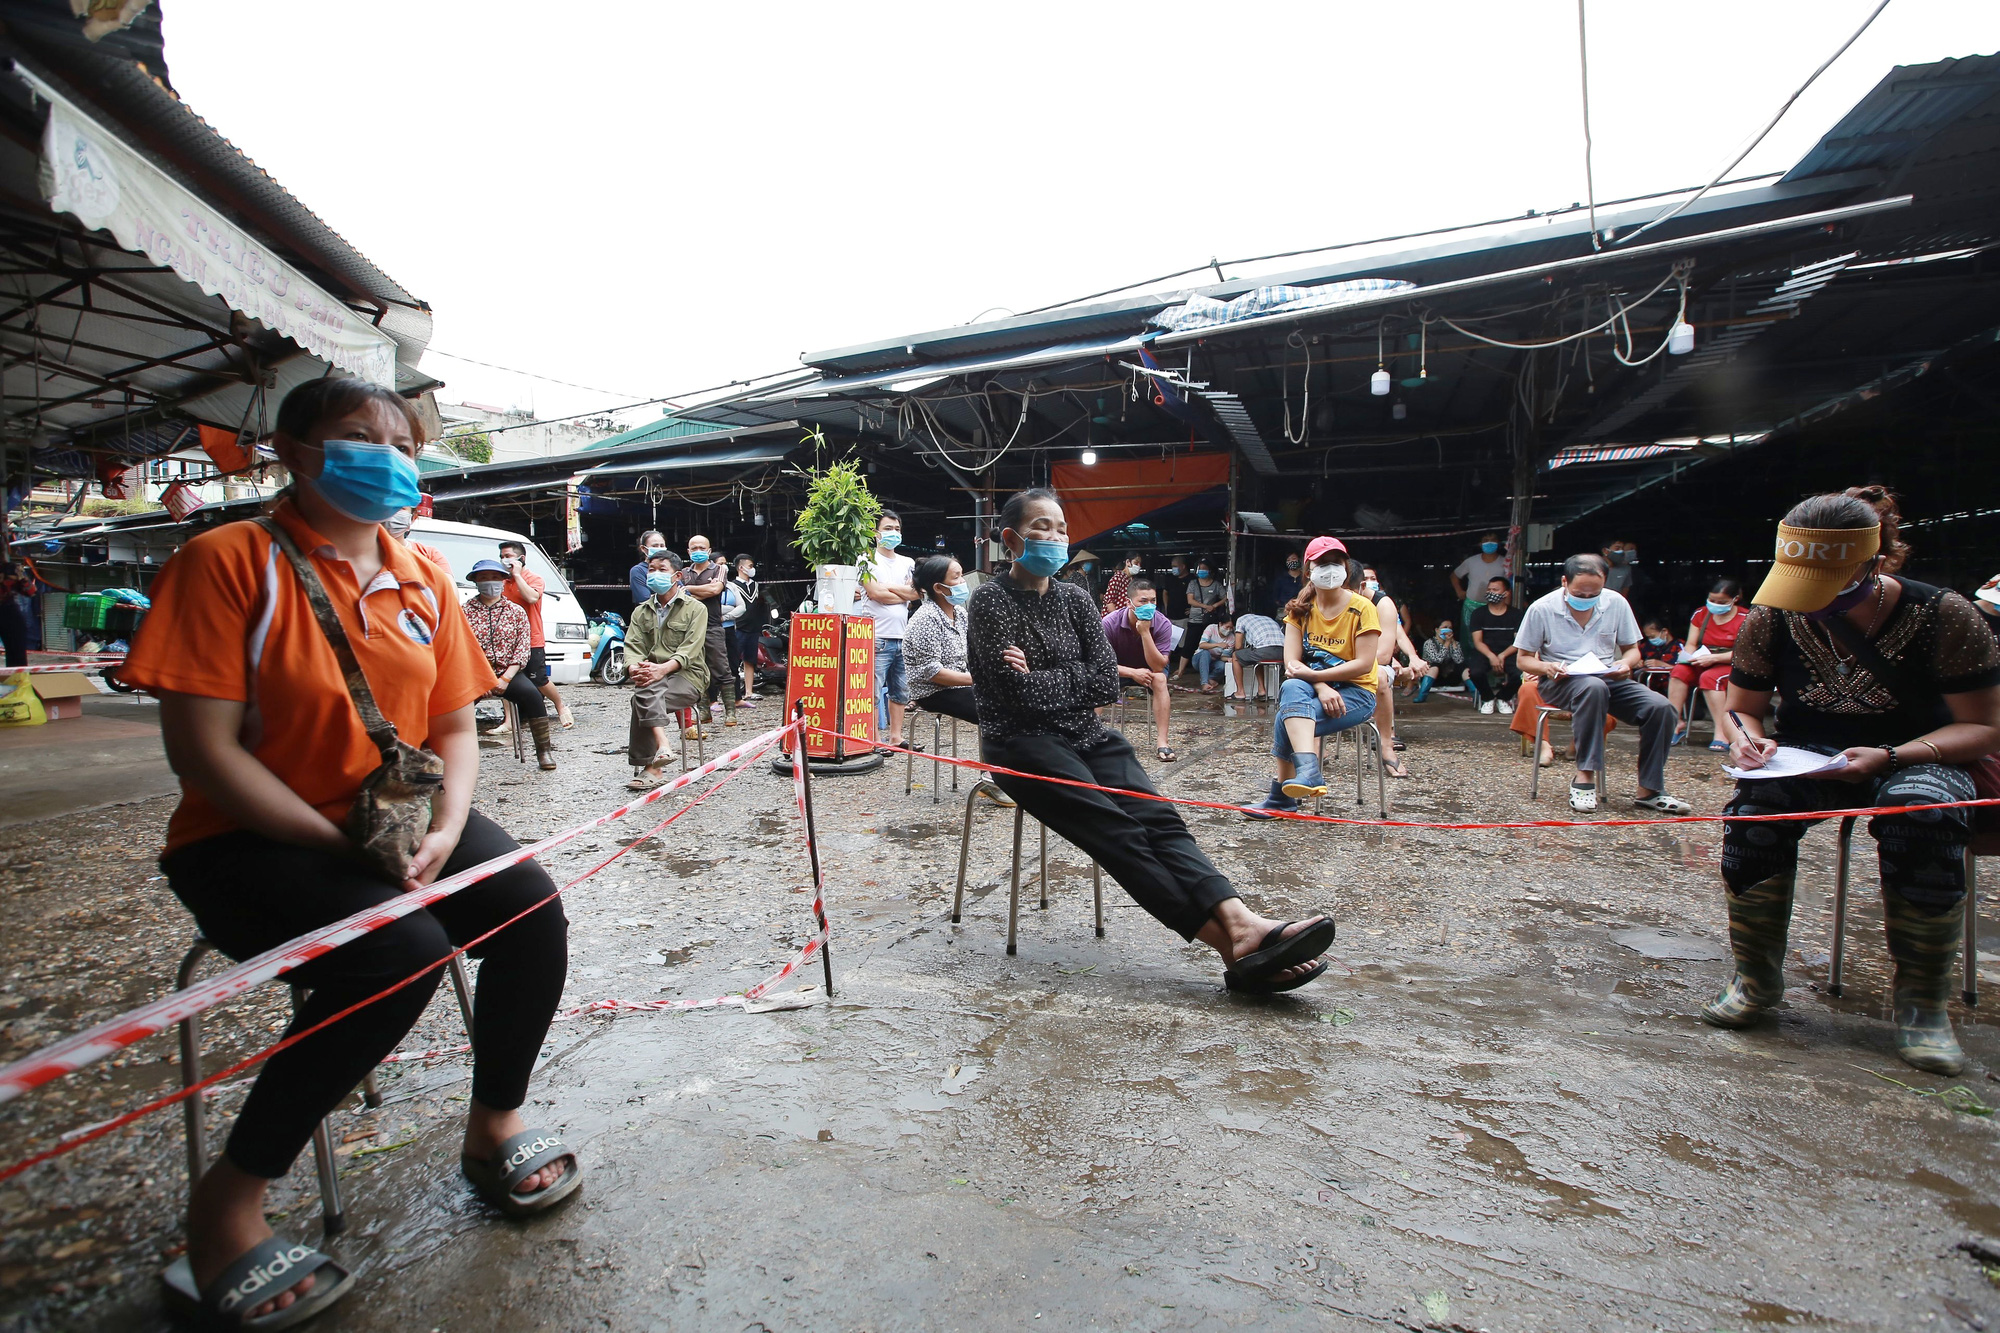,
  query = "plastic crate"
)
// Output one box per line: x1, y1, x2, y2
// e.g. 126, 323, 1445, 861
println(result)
104, 602, 145, 639
62, 593, 111, 631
